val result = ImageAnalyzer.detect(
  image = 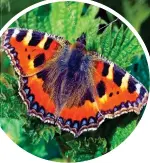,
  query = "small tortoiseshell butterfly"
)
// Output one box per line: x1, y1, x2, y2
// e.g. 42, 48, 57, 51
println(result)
2, 28, 148, 137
